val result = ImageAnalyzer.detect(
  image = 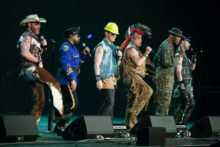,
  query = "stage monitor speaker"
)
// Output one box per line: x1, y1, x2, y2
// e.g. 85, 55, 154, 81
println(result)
210, 141, 220, 147
62, 115, 114, 140
130, 115, 177, 137
136, 127, 166, 146
0, 115, 38, 142
189, 116, 220, 138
